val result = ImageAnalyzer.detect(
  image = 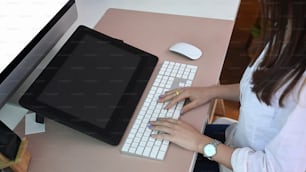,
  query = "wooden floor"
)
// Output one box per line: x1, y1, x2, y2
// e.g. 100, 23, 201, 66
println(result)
213, 0, 260, 121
